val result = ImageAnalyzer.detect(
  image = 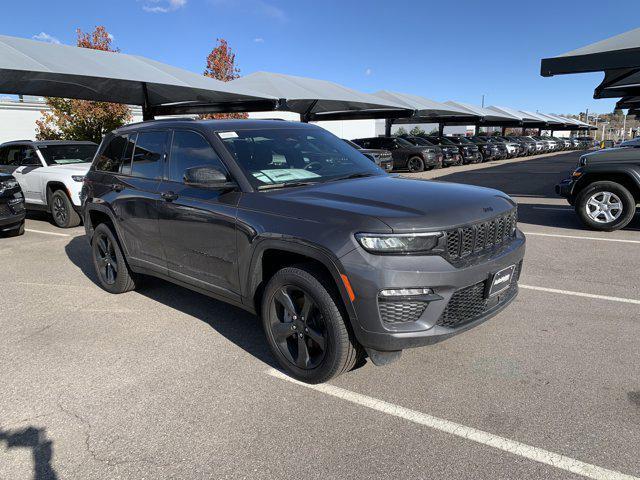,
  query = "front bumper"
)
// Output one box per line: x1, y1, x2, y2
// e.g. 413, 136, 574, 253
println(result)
555, 178, 575, 203
0, 198, 26, 232
340, 231, 526, 351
